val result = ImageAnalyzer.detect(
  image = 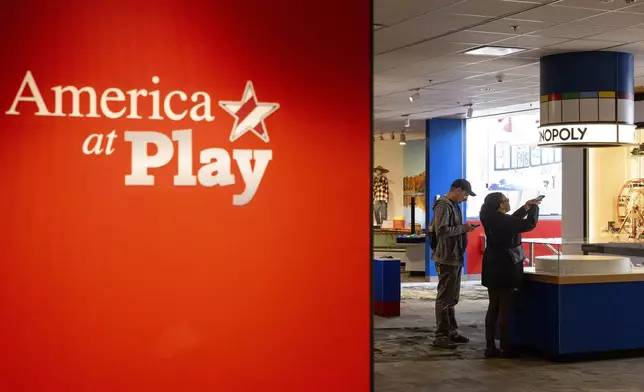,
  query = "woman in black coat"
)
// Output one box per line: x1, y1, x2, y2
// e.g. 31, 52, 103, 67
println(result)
479, 192, 540, 358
